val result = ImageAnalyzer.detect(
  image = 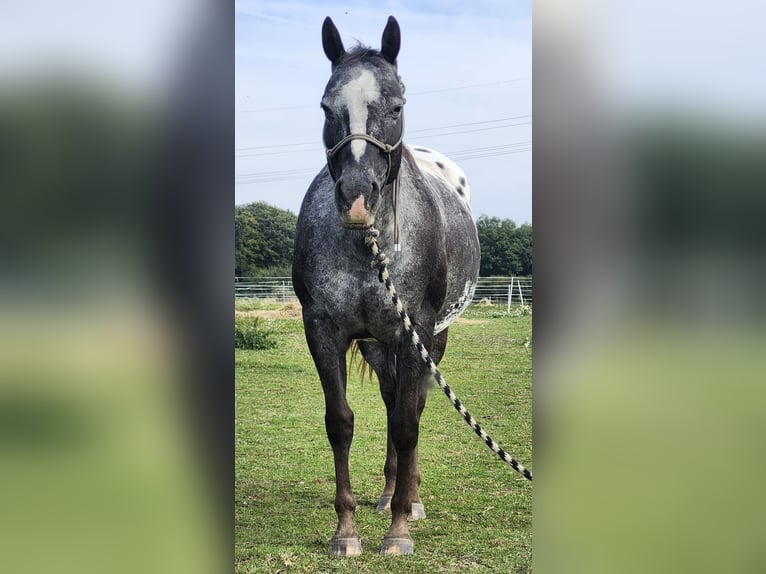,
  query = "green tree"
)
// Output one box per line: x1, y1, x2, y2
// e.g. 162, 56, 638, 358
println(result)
516, 223, 532, 275
476, 215, 532, 276
235, 202, 298, 276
